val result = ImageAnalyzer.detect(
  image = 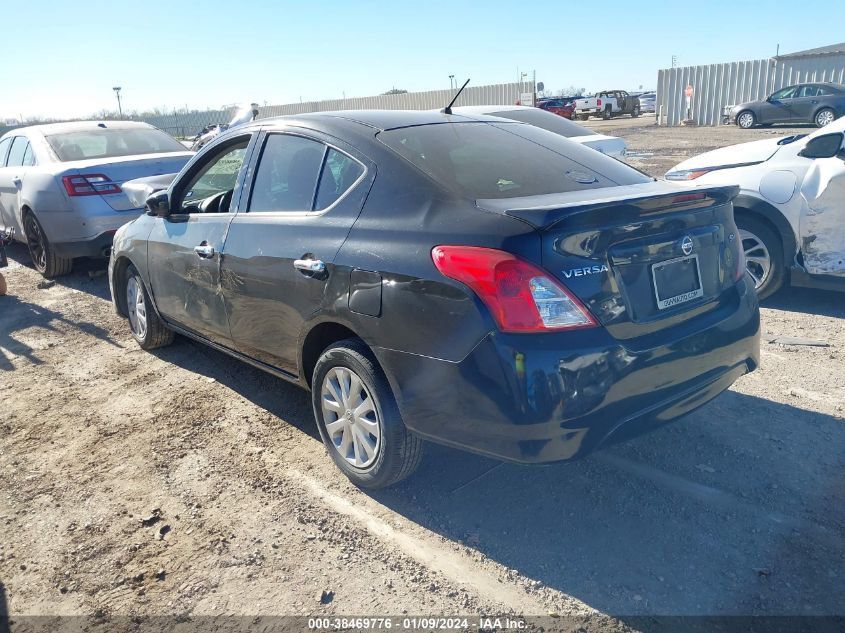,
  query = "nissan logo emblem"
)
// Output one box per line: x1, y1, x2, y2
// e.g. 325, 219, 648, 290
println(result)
681, 236, 694, 255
